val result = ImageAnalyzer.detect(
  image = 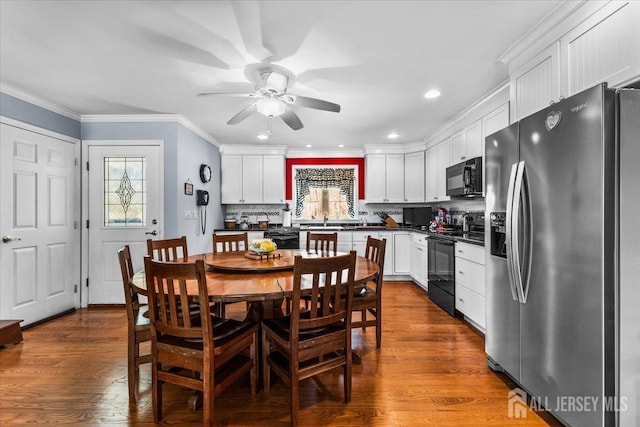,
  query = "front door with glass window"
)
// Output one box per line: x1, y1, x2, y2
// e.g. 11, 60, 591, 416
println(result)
87, 143, 163, 304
